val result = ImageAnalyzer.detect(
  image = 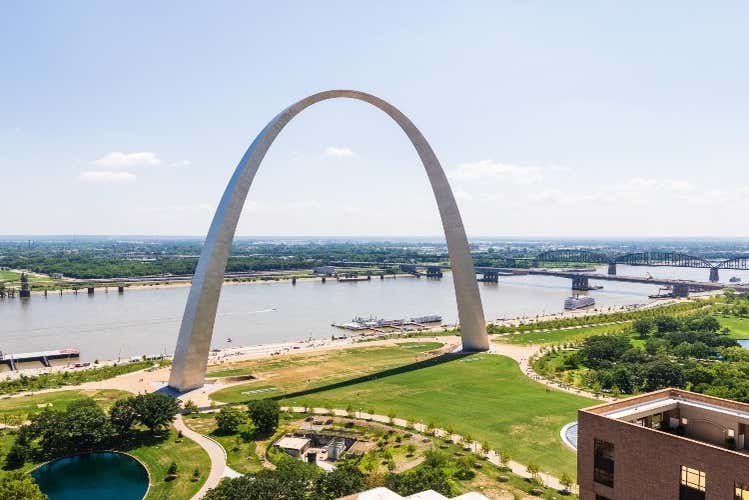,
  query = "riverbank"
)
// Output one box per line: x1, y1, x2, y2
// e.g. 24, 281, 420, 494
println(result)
1, 292, 699, 379
8, 270, 420, 296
